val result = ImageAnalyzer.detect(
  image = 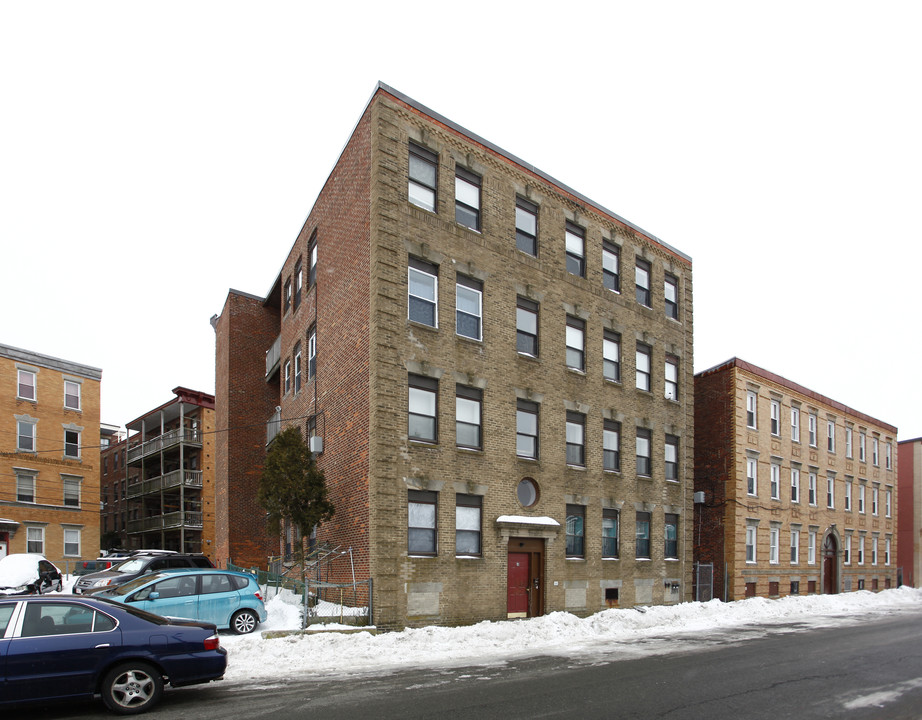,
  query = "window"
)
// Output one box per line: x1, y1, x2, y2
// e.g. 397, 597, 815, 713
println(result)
294, 342, 302, 394
455, 167, 481, 230
62, 477, 80, 506
872, 437, 879, 466
517, 478, 539, 507
408, 375, 438, 443
808, 472, 817, 506
664, 273, 678, 319
455, 494, 482, 556
408, 258, 438, 327
858, 483, 866, 513
455, 385, 482, 450
307, 327, 317, 380
308, 237, 318, 287
872, 536, 878, 565
845, 426, 853, 458
603, 421, 621, 472
746, 391, 757, 429
791, 407, 800, 442
859, 432, 866, 462
665, 435, 679, 481
18, 369, 37, 401
626, 511, 650, 562
284, 279, 292, 313
565, 222, 585, 277
516, 400, 539, 459
565, 316, 585, 371
515, 197, 538, 256
63, 528, 80, 556
603, 241, 620, 292
827, 420, 835, 453
16, 472, 35, 503
635, 343, 651, 392
885, 537, 891, 565
790, 528, 800, 564
566, 504, 585, 558
284, 360, 291, 394
64, 381, 81, 411
602, 509, 619, 558
791, 467, 800, 503
664, 514, 678, 559
294, 258, 304, 311
845, 480, 852, 511
886, 442, 892, 470
770, 400, 781, 436
827, 476, 835, 508
408, 143, 437, 212
408, 490, 437, 555
64, 429, 80, 460
635, 258, 651, 307
872, 485, 879, 515
456, 276, 483, 340
808, 414, 817, 447
886, 488, 892, 517
770, 463, 780, 500
566, 411, 585, 466
769, 527, 779, 564
603, 331, 621, 382
516, 297, 539, 356
636, 428, 651, 477
808, 530, 817, 564
17, 419, 36, 452
747, 457, 758, 496
844, 535, 851, 564
27, 526, 43, 554
858, 535, 865, 565
664, 356, 679, 401
746, 525, 757, 563
202, 574, 234, 595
